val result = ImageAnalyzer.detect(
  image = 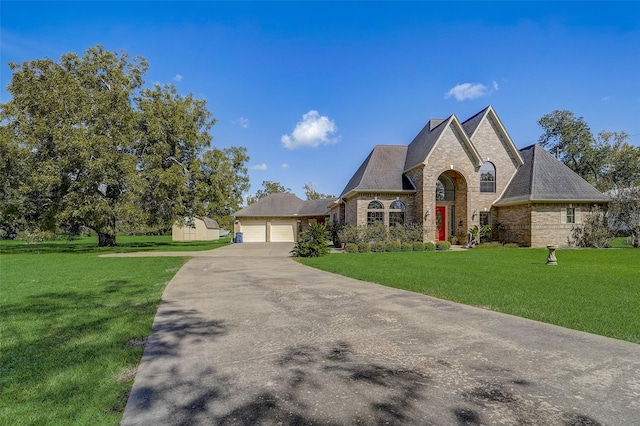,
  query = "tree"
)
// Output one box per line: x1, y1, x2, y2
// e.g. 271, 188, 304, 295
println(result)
537, 110, 601, 185
303, 183, 335, 200
1, 46, 148, 246
537, 110, 640, 191
608, 186, 640, 248
247, 180, 291, 204
196, 147, 250, 230
595, 131, 640, 191
135, 84, 215, 230
1, 45, 250, 245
